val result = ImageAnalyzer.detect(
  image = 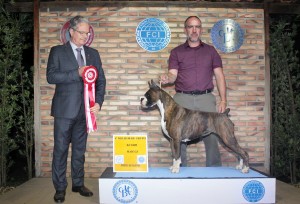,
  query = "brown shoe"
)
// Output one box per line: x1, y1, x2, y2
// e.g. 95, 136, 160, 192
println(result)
54, 190, 66, 203
72, 186, 93, 197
